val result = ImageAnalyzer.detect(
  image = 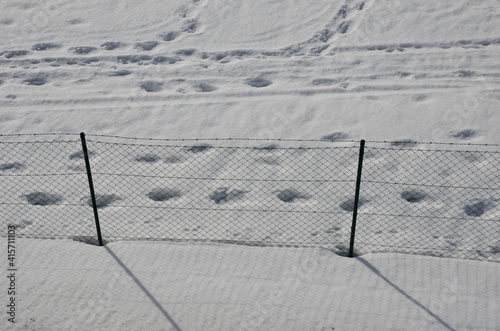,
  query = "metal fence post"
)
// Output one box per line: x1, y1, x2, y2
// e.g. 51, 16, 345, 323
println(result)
349, 139, 365, 258
80, 132, 103, 246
